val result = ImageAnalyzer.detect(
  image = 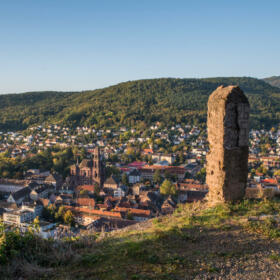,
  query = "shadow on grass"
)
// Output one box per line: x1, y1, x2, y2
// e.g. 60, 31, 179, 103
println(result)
3, 198, 280, 279
65, 224, 280, 280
